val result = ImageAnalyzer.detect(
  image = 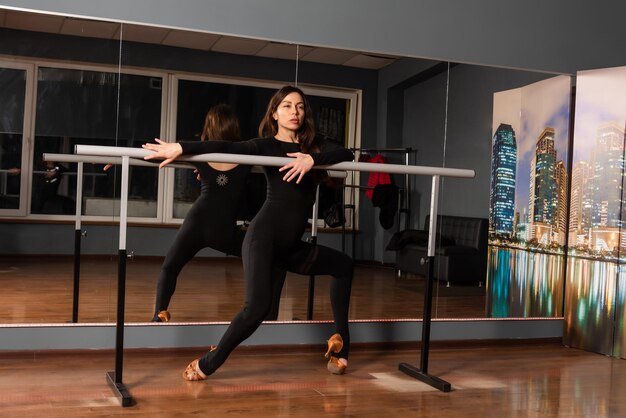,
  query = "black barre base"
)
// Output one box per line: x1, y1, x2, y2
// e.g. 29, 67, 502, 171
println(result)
106, 371, 134, 407
398, 362, 451, 392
